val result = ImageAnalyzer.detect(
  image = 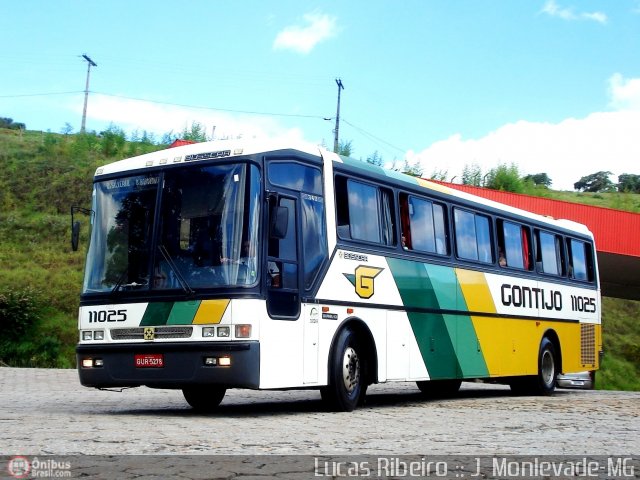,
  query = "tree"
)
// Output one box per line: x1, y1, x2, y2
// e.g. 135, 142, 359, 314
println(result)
336, 140, 352, 157
523, 172, 552, 188
574, 171, 615, 193
402, 158, 423, 177
366, 150, 383, 167
462, 164, 483, 186
100, 124, 126, 157
617, 174, 640, 193
0, 117, 25, 130
428, 169, 448, 181
181, 122, 208, 142
485, 163, 525, 193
